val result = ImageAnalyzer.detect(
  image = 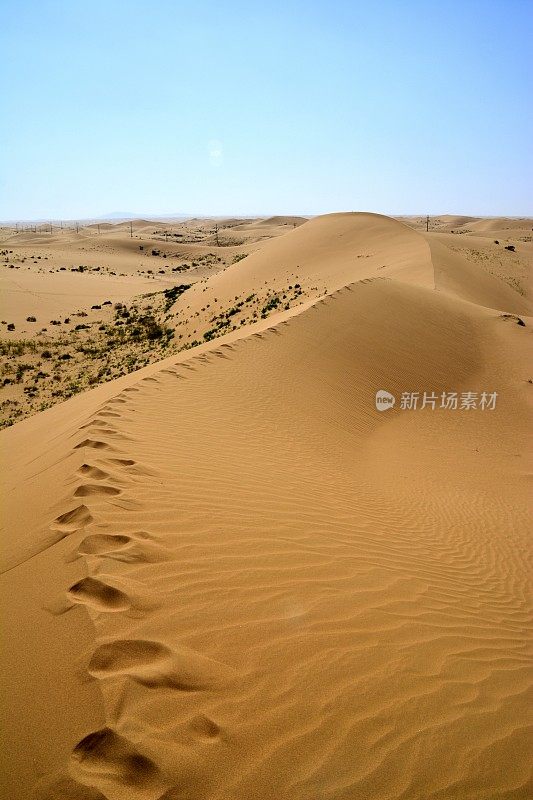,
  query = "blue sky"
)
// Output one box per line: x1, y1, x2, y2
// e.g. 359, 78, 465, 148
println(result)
1, 0, 532, 219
